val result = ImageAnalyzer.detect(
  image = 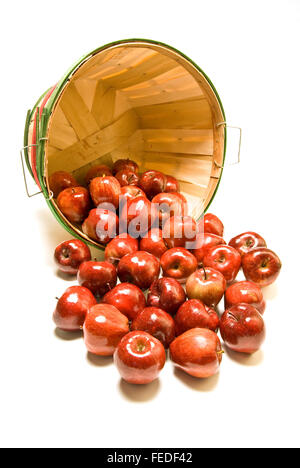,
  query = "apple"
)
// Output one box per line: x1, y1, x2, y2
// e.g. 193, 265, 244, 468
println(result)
82, 208, 119, 245
120, 196, 158, 236
147, 277, 186, 316
229, 231, 267, 257
83, 304, 129, 356
175, 299, 220, 335
162, 215, 198, 249
54, 239, 91, 275
89, 176, 121, 209
49, 171, 78, 198
102, 283, 146, 321
225, 281, 266, 315
190, 232, 226, 264
200, 213, 224, 237
112, 158, 139, 175
203, 245, 241, 283
140, 228, 168, 259
131, 307, 176, 348
120, 185, 146, 203
186, 267, 226, 307
53, 286, 97, 332
105, 234, 139, 266
170, 328, 223, 378
85, 165, 112, 185
115, 169, 139, 187
152, 192, 188, 227
117, 251, 160, 291
57, 187, 90, 223
139, 170, 167, 200
220, 304, 266, 354
77, 261, 117, 298
242, 247, 282, 287
165, 174, 180, 193
114, 331, 166, 384
160, 247, 197, 282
